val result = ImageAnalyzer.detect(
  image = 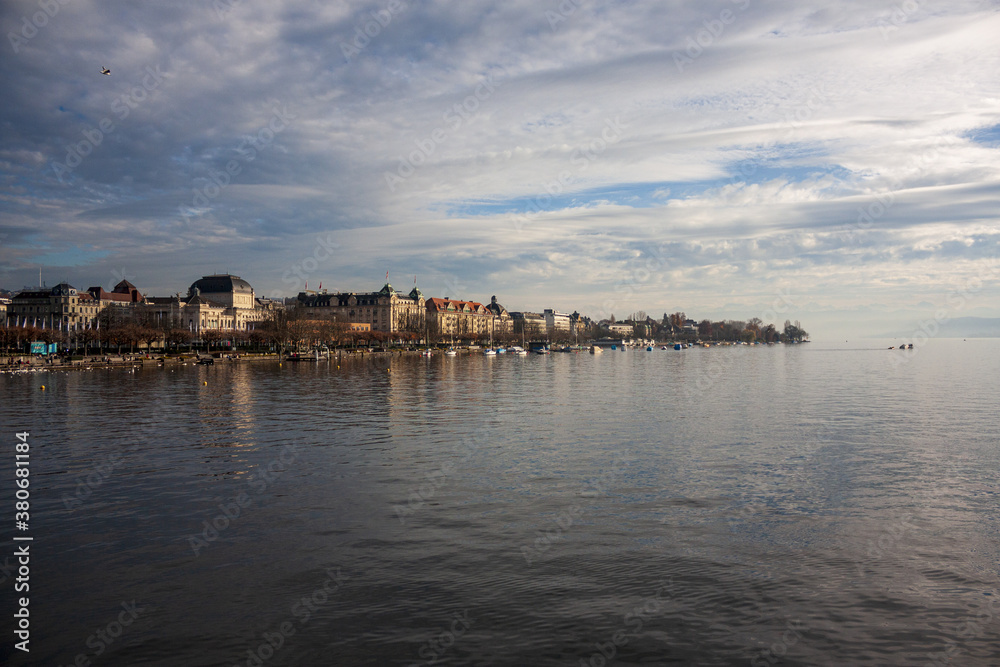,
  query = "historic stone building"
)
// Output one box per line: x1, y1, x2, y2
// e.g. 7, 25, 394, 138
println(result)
141, 274, 272, 331
486, 296, 513, 336
510, 311, 546, 338
295, 282, 426, 334
425, 297, 492, 339
7, 280, 138, 329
